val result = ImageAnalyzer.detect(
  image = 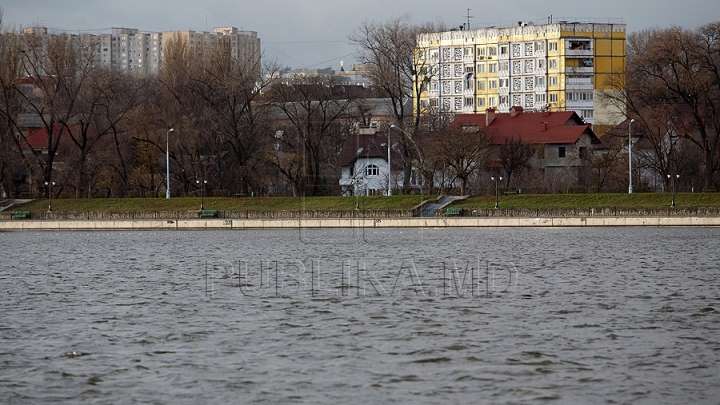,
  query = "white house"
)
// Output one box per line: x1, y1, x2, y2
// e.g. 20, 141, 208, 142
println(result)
338, 127, 398, 196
